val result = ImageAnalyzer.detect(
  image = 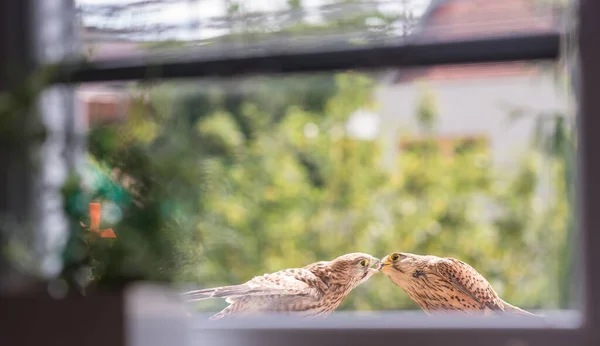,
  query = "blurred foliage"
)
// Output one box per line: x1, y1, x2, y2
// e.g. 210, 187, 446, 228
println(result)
414, 84, 438, 133
59, 0, 572, 309
60, 69, 570, 311
192, 0, 415, 46
506, 108, 576, 308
